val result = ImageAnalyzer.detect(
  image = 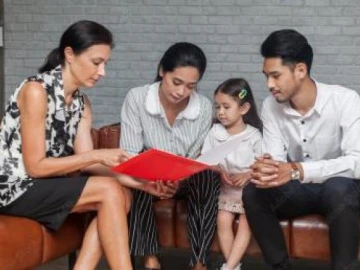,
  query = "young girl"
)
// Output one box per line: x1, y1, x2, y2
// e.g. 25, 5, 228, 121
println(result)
201, 78, 262, 270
